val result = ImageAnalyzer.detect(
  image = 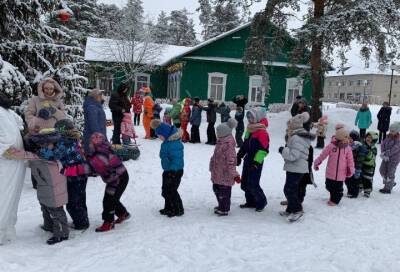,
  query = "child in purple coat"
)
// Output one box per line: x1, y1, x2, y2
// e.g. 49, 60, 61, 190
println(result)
210, 119, 241, 216
379, 122, 400, 194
